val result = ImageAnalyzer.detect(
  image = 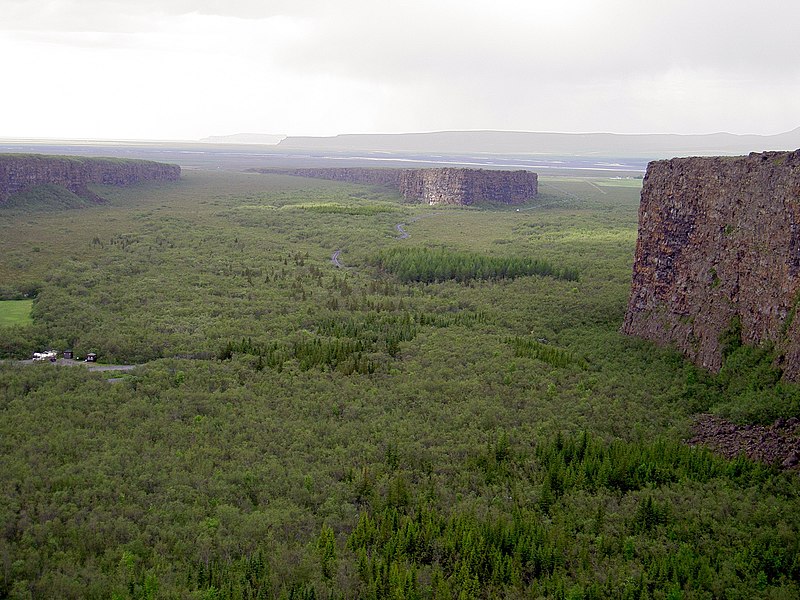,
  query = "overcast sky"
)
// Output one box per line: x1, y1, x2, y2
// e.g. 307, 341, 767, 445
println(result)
1, 0, 798, 140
